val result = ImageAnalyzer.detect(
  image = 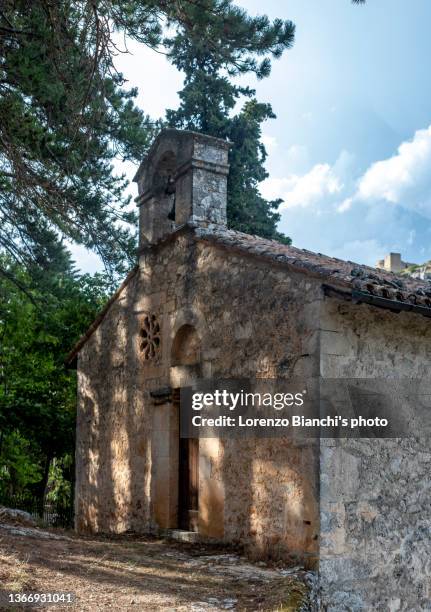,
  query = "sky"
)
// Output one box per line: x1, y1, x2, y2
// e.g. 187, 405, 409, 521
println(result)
71, 0, 431, 272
